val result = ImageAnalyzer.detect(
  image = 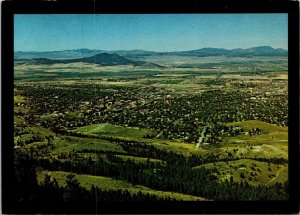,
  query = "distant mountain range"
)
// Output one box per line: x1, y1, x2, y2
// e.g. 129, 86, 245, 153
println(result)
15, 53, 165, 68
15, 46, 287, 60
175, 46, 287, 57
